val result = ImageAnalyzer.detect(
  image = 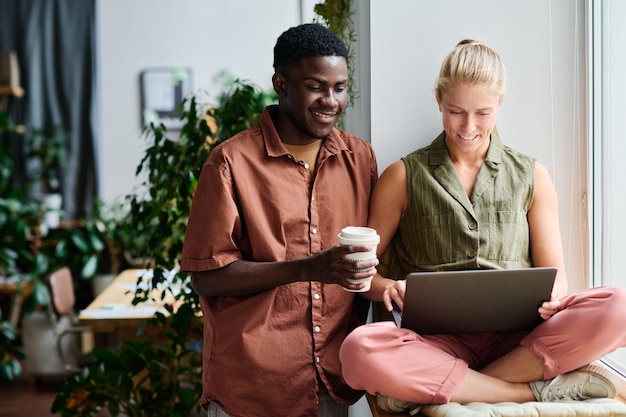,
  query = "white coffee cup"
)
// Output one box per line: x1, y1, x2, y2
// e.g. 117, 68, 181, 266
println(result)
337, 226, 380, 292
